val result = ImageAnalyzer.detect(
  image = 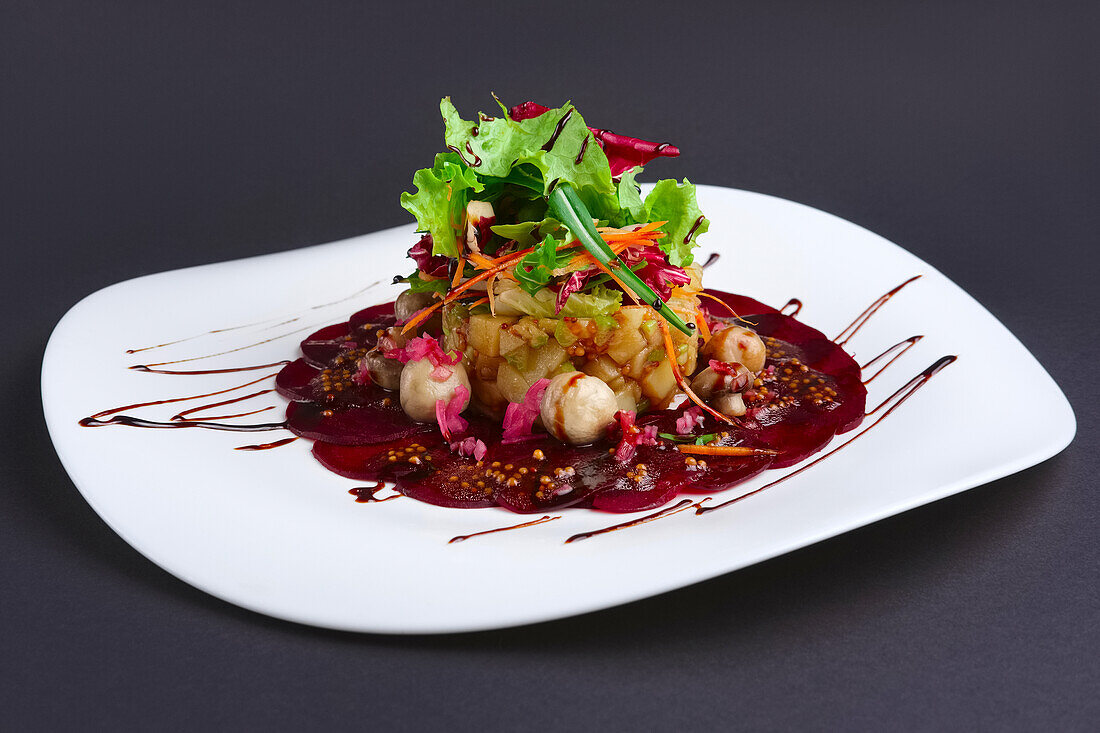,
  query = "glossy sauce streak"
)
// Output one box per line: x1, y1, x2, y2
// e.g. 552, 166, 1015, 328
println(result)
79, 415, 288, 432
781, 298, 803, 317
574, 135, 589, 164
87, 372, 277, 420
137, 321, 327, 368
696, 355, 957, 516
834, 275, 921, 347
235, 436, 298, 451
861, 335, 924, 384
701, 252, 720, 269
129, 361, 290, 375
182, 406, 275, 422
683, 215, 706, 244
124, 283, 380, 354
349, 482, 402, 503
447, 144, 479, 167
541, 107, 575, 152
172, 389, 274, 421
565, 499, 697, 543
450, 515, 559, 543
552, 372, 586, 439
